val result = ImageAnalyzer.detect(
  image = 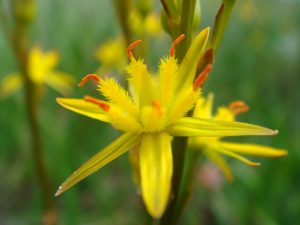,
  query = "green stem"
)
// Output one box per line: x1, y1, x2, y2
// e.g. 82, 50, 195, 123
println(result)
1, 1, 58, 224
173, 149, 200, 221
112, 0, 132, 46
159, 1, 196, 224
176, 0, 196, 61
